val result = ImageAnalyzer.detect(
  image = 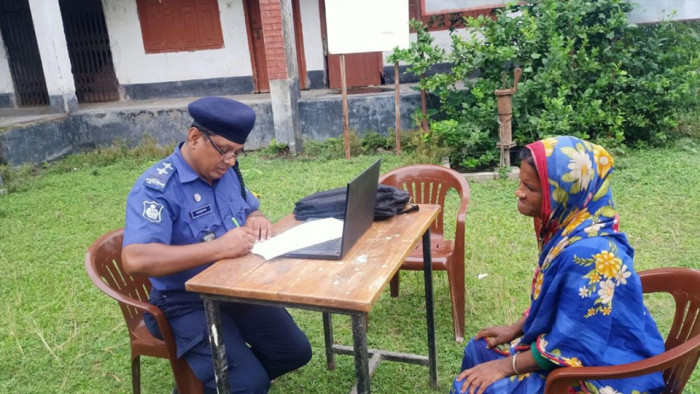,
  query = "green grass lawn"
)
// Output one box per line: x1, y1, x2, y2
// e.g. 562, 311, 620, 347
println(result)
0, 141, 699, 393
